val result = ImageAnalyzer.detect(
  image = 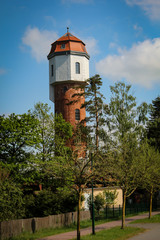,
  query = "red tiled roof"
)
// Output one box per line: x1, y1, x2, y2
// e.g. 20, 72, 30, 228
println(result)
48, 32, 88, 55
